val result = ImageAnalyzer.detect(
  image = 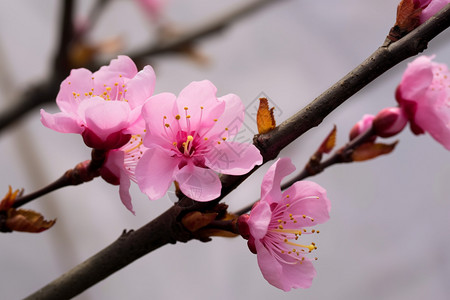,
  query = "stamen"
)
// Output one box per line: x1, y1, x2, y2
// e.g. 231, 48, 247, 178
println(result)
184, 135, 194, 154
